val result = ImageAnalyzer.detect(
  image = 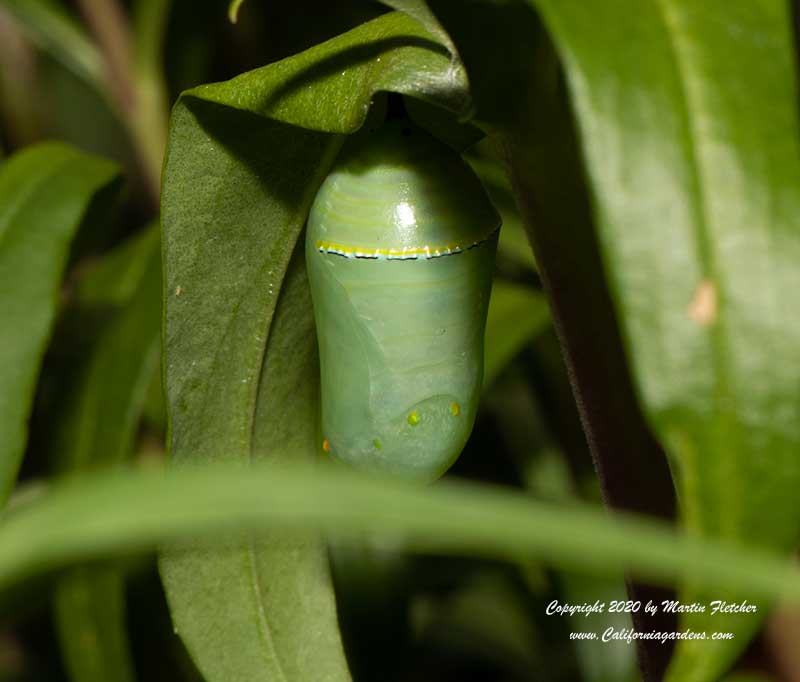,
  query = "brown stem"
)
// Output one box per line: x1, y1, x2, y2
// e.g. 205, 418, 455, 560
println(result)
0, 9, 42, 149
76, 0, 135, 112
76, 0, 162, 208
